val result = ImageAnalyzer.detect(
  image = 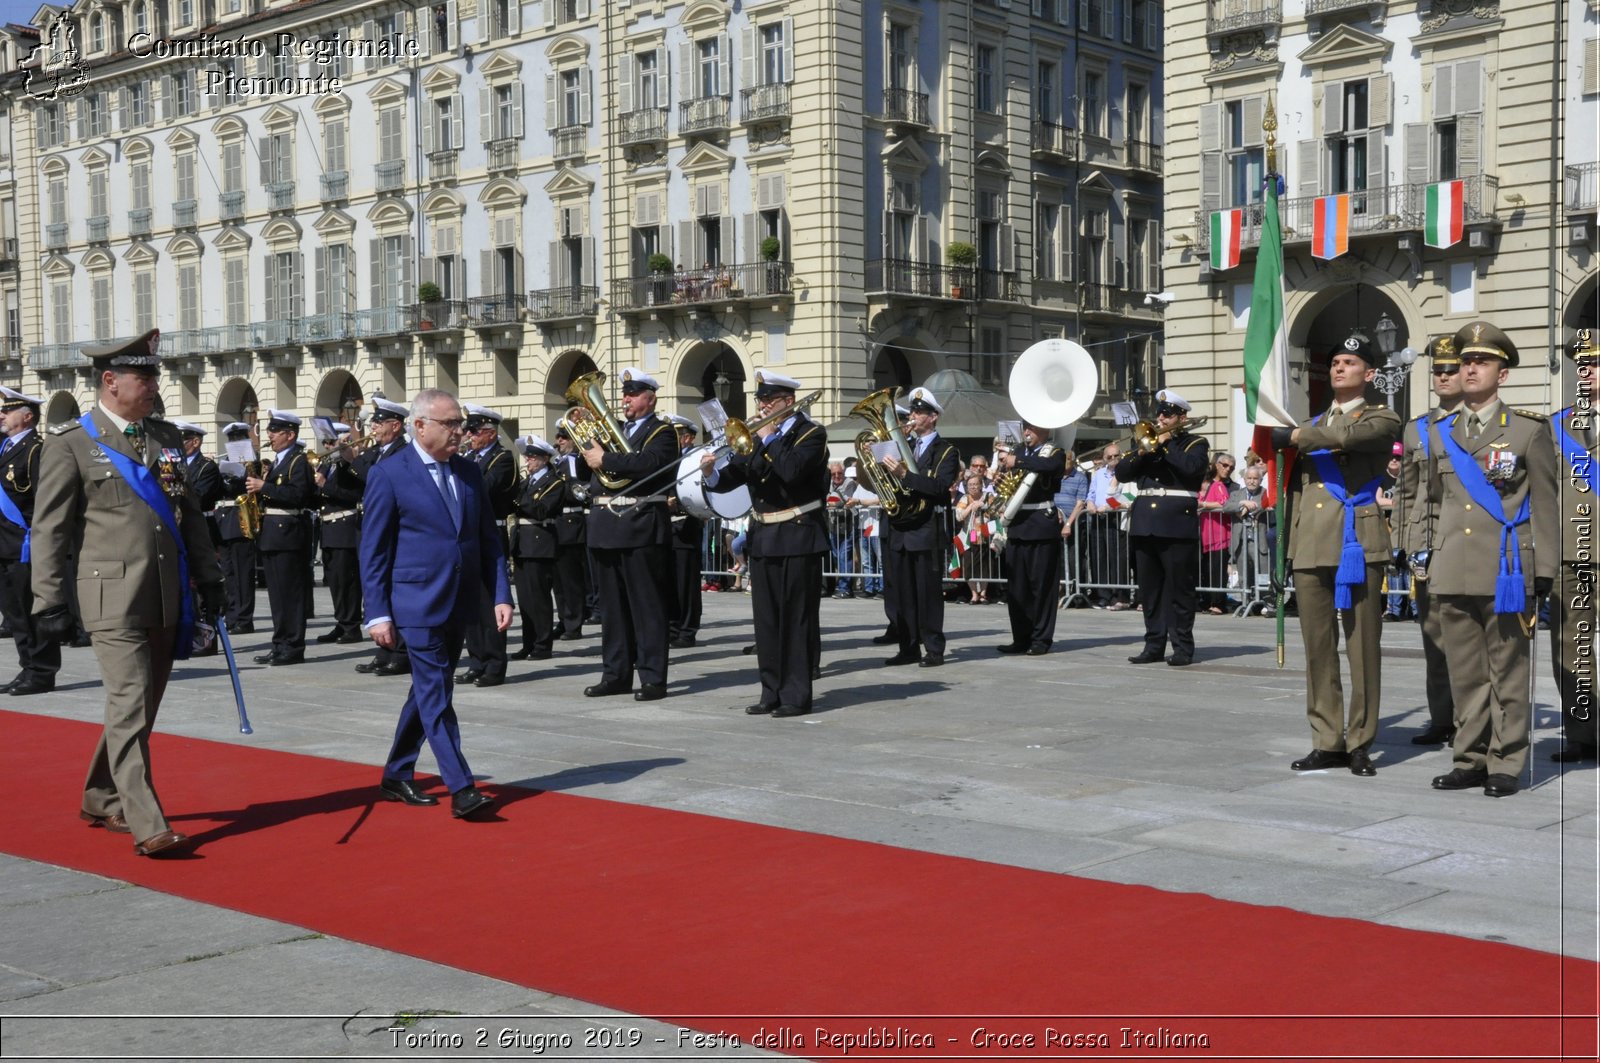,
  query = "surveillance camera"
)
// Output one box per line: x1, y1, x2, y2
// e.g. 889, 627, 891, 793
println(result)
1143, 291, 1175, 307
